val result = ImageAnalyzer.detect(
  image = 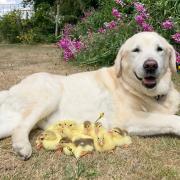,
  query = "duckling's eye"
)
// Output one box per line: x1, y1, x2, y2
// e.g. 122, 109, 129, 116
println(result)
157, 46, 163, 52
132, 47, 140, 52
69, 124, 72, 127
